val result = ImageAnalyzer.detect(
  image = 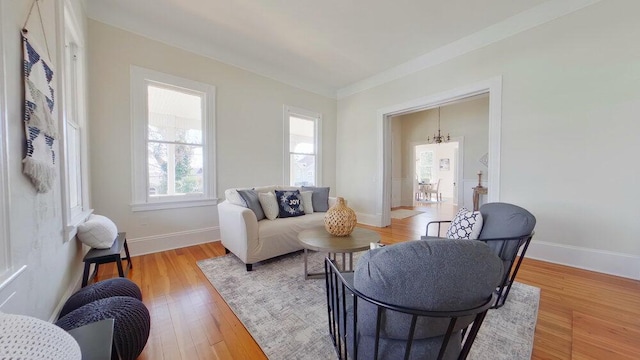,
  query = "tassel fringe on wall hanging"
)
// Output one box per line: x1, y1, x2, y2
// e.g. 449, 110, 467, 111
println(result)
22, 0, 57, 193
